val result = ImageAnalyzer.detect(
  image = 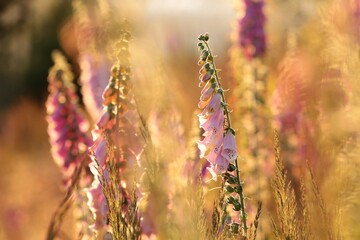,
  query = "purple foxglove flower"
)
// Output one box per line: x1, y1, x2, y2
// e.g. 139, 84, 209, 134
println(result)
97, 111, 113, 130
239, 0, 266, 59
207, 154, 229, 181
198, 92, 222, 110
46, 51, 92, 179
